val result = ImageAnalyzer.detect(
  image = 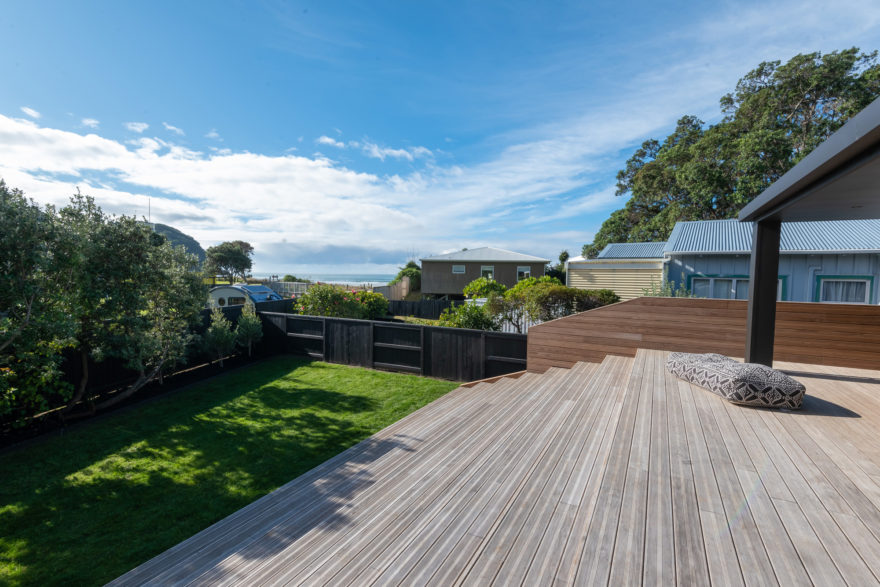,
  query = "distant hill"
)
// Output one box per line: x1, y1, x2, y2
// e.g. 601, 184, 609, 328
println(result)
148, 223, 206, 263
